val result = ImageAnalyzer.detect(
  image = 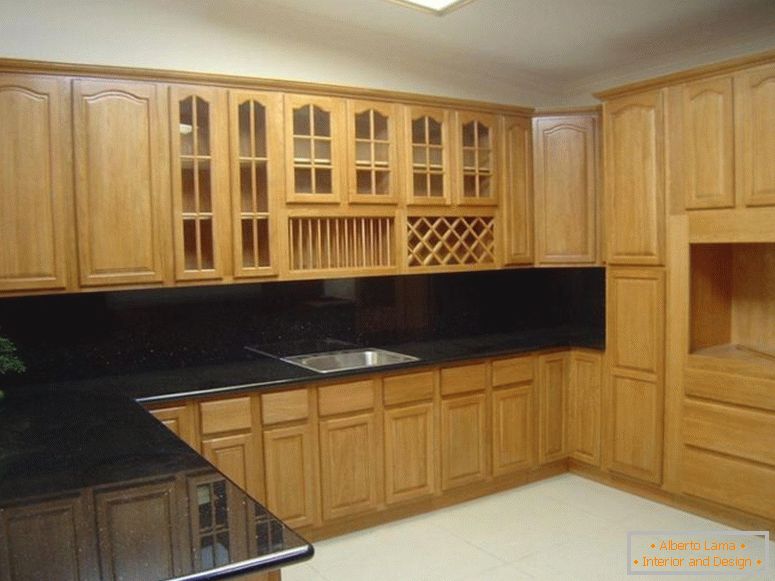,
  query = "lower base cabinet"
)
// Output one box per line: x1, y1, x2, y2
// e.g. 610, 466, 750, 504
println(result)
384, 402, 436, 504
569, 351, 602, 466
492, 385, 534, 475
319, 412, 380, 521
538, 352, 570, 464
441, 393, 488, 490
